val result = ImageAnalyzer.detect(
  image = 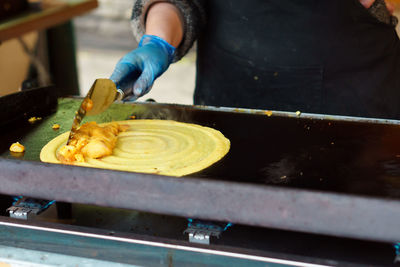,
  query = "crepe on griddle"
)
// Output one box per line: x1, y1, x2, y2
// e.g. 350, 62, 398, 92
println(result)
40, 120, 230, 177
